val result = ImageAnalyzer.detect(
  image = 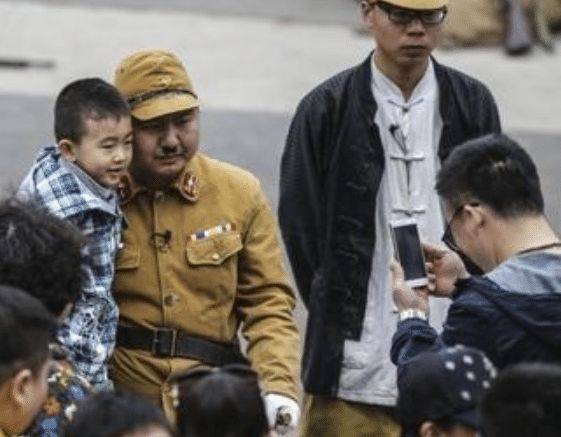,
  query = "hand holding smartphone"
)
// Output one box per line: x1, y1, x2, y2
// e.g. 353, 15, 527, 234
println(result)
390, 218, 428, 289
